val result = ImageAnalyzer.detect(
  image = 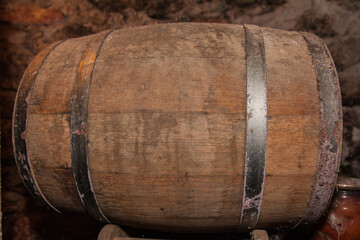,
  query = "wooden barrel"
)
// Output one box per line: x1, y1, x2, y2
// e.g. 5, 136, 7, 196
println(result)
13, 23, 342, 232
